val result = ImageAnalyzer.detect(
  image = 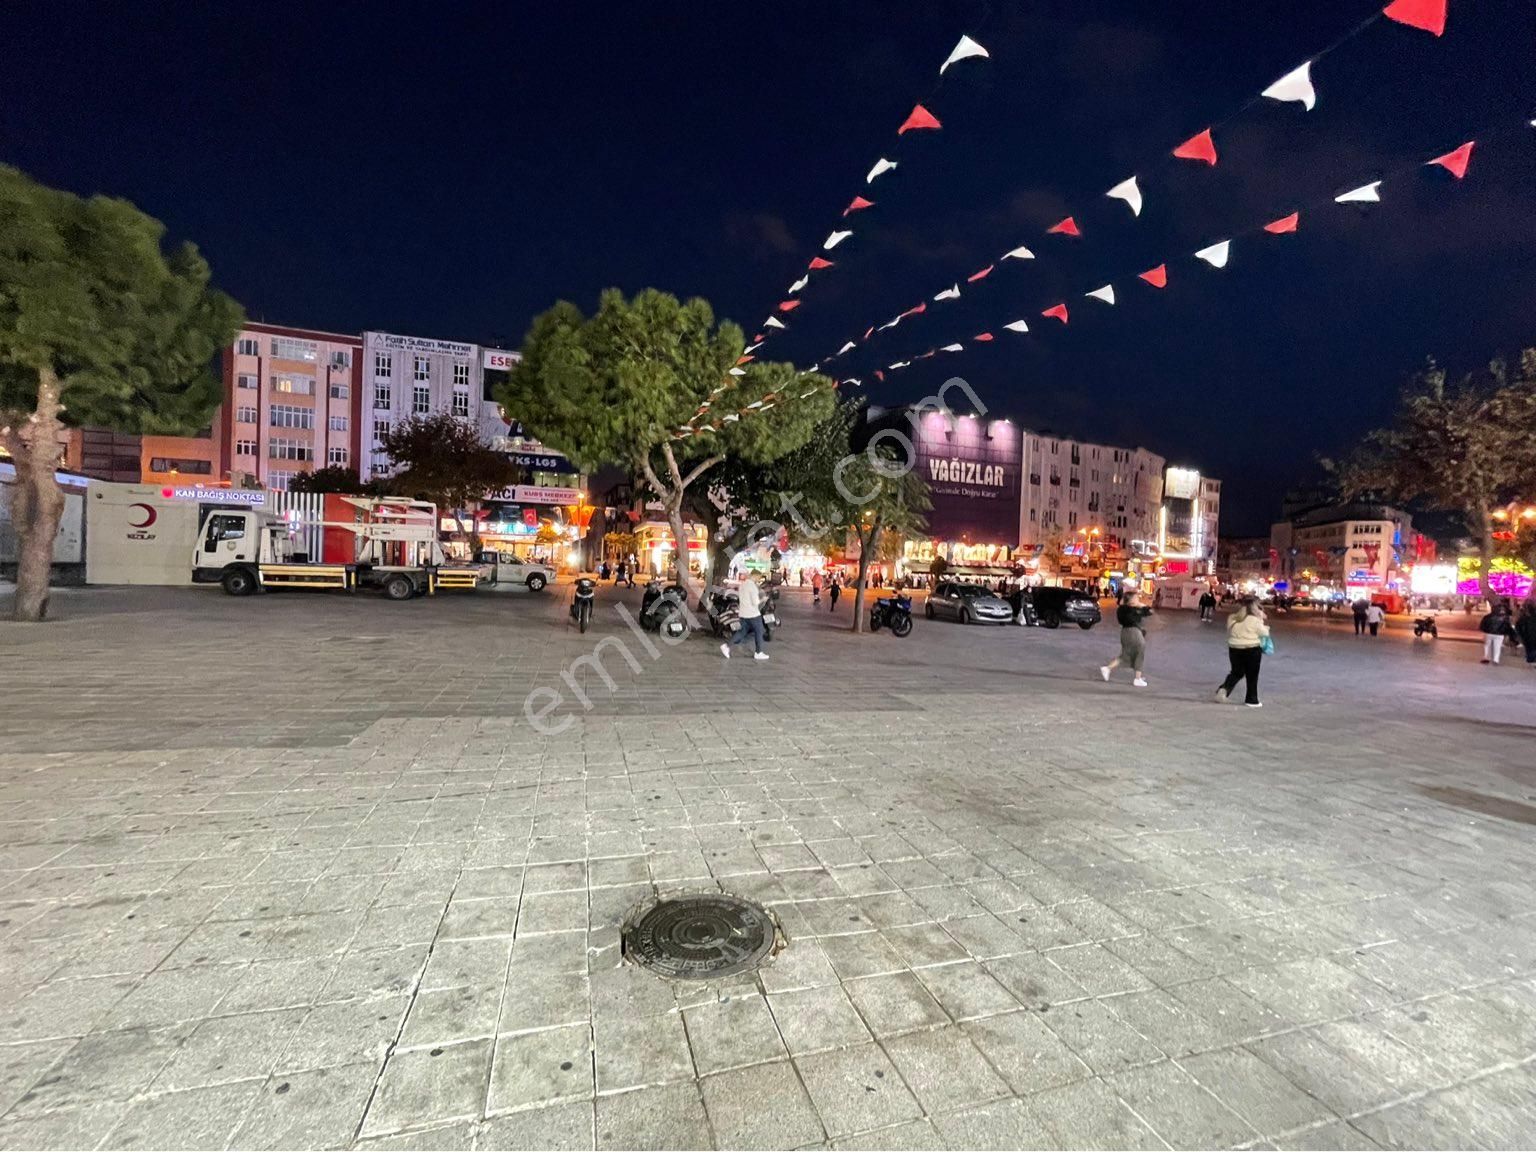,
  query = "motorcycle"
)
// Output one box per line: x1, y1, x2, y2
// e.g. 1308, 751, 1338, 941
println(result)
869, 594, 914, 637
639, 579, 690, 638
1413, 614, 1439, 639
705, 584, 779, 641
568, 576, 596, 633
